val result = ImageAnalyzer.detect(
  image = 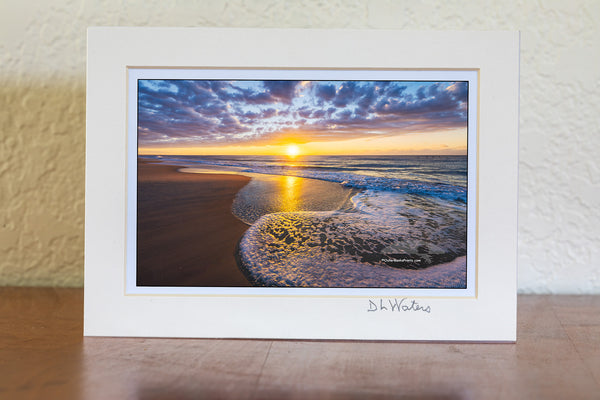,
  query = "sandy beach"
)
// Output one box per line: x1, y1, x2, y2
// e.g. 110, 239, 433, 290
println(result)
136, 160, 252, 286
